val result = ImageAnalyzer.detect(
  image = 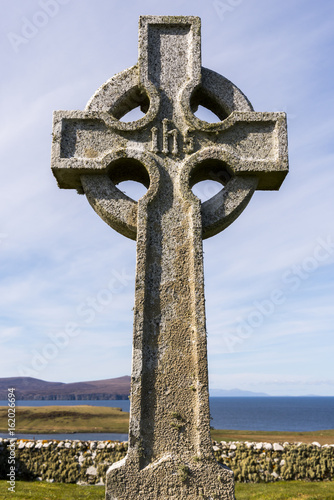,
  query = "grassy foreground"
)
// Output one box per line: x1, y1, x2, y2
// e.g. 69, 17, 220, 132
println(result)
211, 428, 334, 445
0, 406, 128, 434
1, 406, 333, 444
0, 480, 105, 499
0, 480, 333, 499
236, 481, 334, 499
